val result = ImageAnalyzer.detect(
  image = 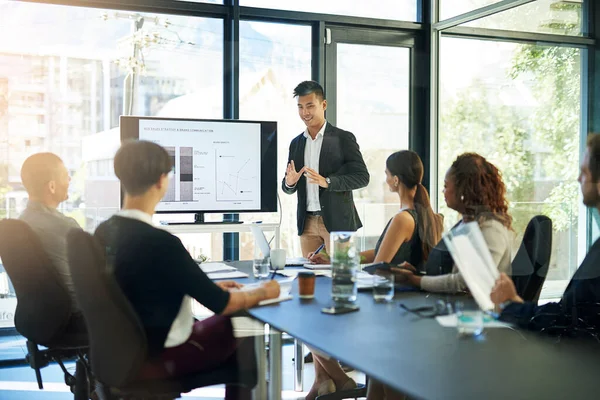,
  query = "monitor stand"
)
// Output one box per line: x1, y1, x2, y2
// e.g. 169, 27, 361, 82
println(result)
166, 213, 244, 225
